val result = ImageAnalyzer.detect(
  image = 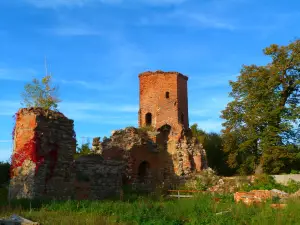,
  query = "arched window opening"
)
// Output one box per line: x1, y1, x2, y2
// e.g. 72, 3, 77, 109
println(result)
180, 113, 184, 125
145, 113, 152, 126
138, 161, 150, 182
165, 92, 170, 99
